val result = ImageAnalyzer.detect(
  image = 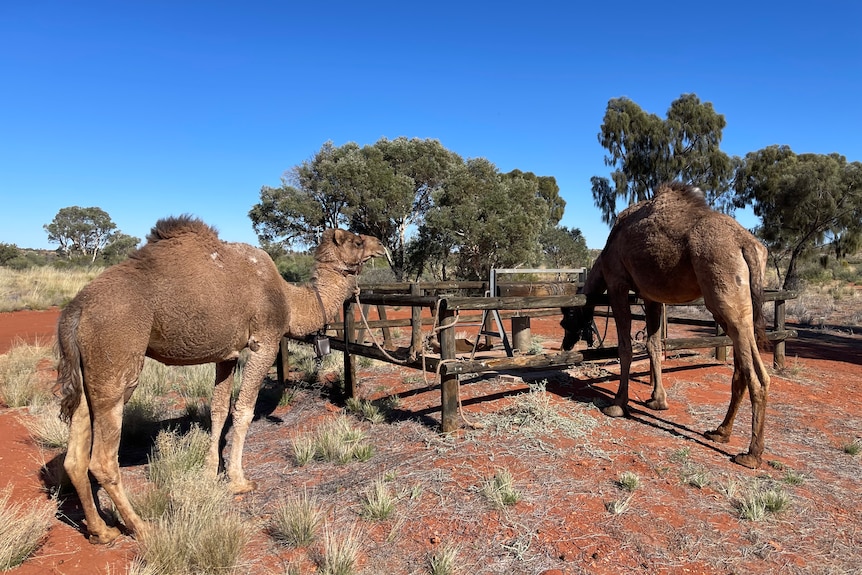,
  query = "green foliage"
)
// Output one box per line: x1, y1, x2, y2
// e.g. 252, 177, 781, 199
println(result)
419, 159, 555, 280
44, 206, 119, 262
734, 146, 862, 290
275, 252, 316, 282
591, 93, 735, 224
540, 225, 590, 268
251, 138, 564, 281
0, 243, 20, 266
99, 232, 140, 265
